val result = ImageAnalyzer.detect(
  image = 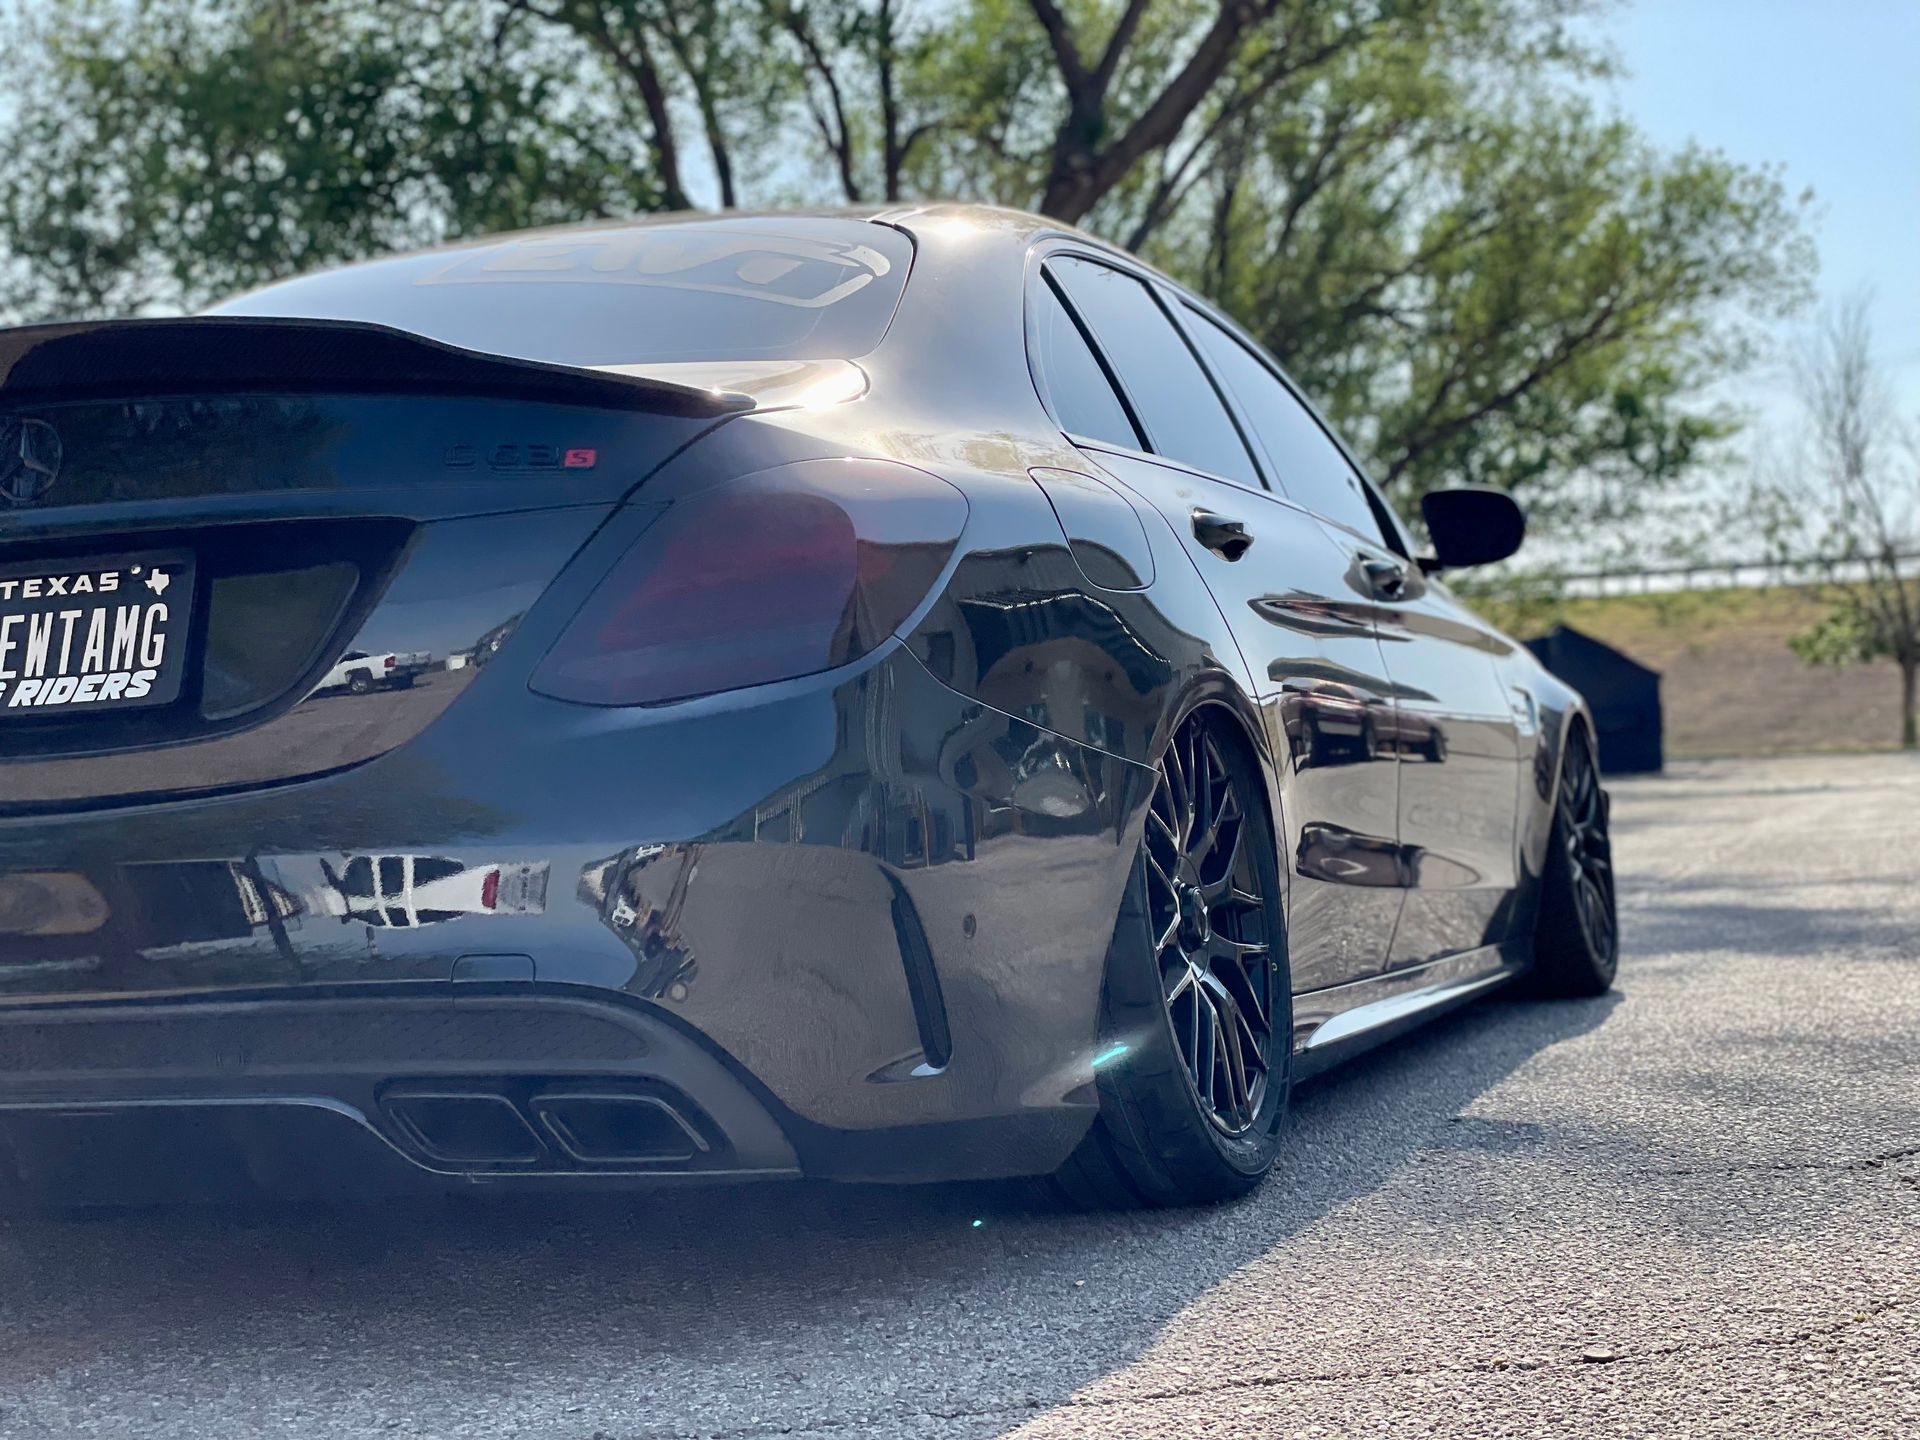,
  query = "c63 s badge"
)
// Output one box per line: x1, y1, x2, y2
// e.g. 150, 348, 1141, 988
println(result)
0, 550, 196, 716
444, 443, 598, 472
